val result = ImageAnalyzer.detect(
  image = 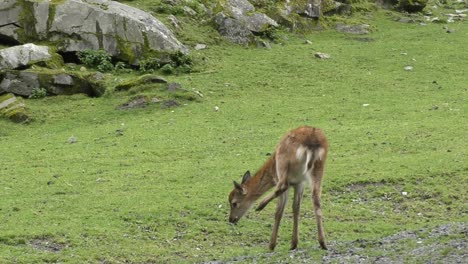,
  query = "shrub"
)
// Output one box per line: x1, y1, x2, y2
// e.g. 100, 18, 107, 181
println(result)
161, 64, 174, 74
139, 58, 161, 72
139, 51, 193, 74
77, 49, 114, 72
29, 87, 47, 99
